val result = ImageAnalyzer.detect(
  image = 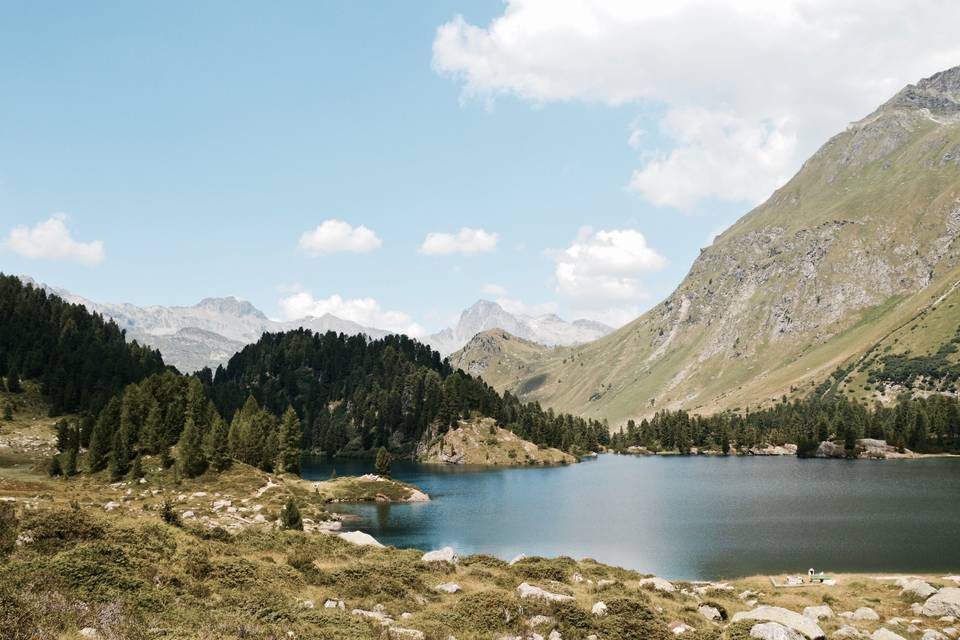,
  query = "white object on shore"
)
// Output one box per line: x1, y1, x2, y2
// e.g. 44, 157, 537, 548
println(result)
421, 547, 459, 564
338, 530, 384, 547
